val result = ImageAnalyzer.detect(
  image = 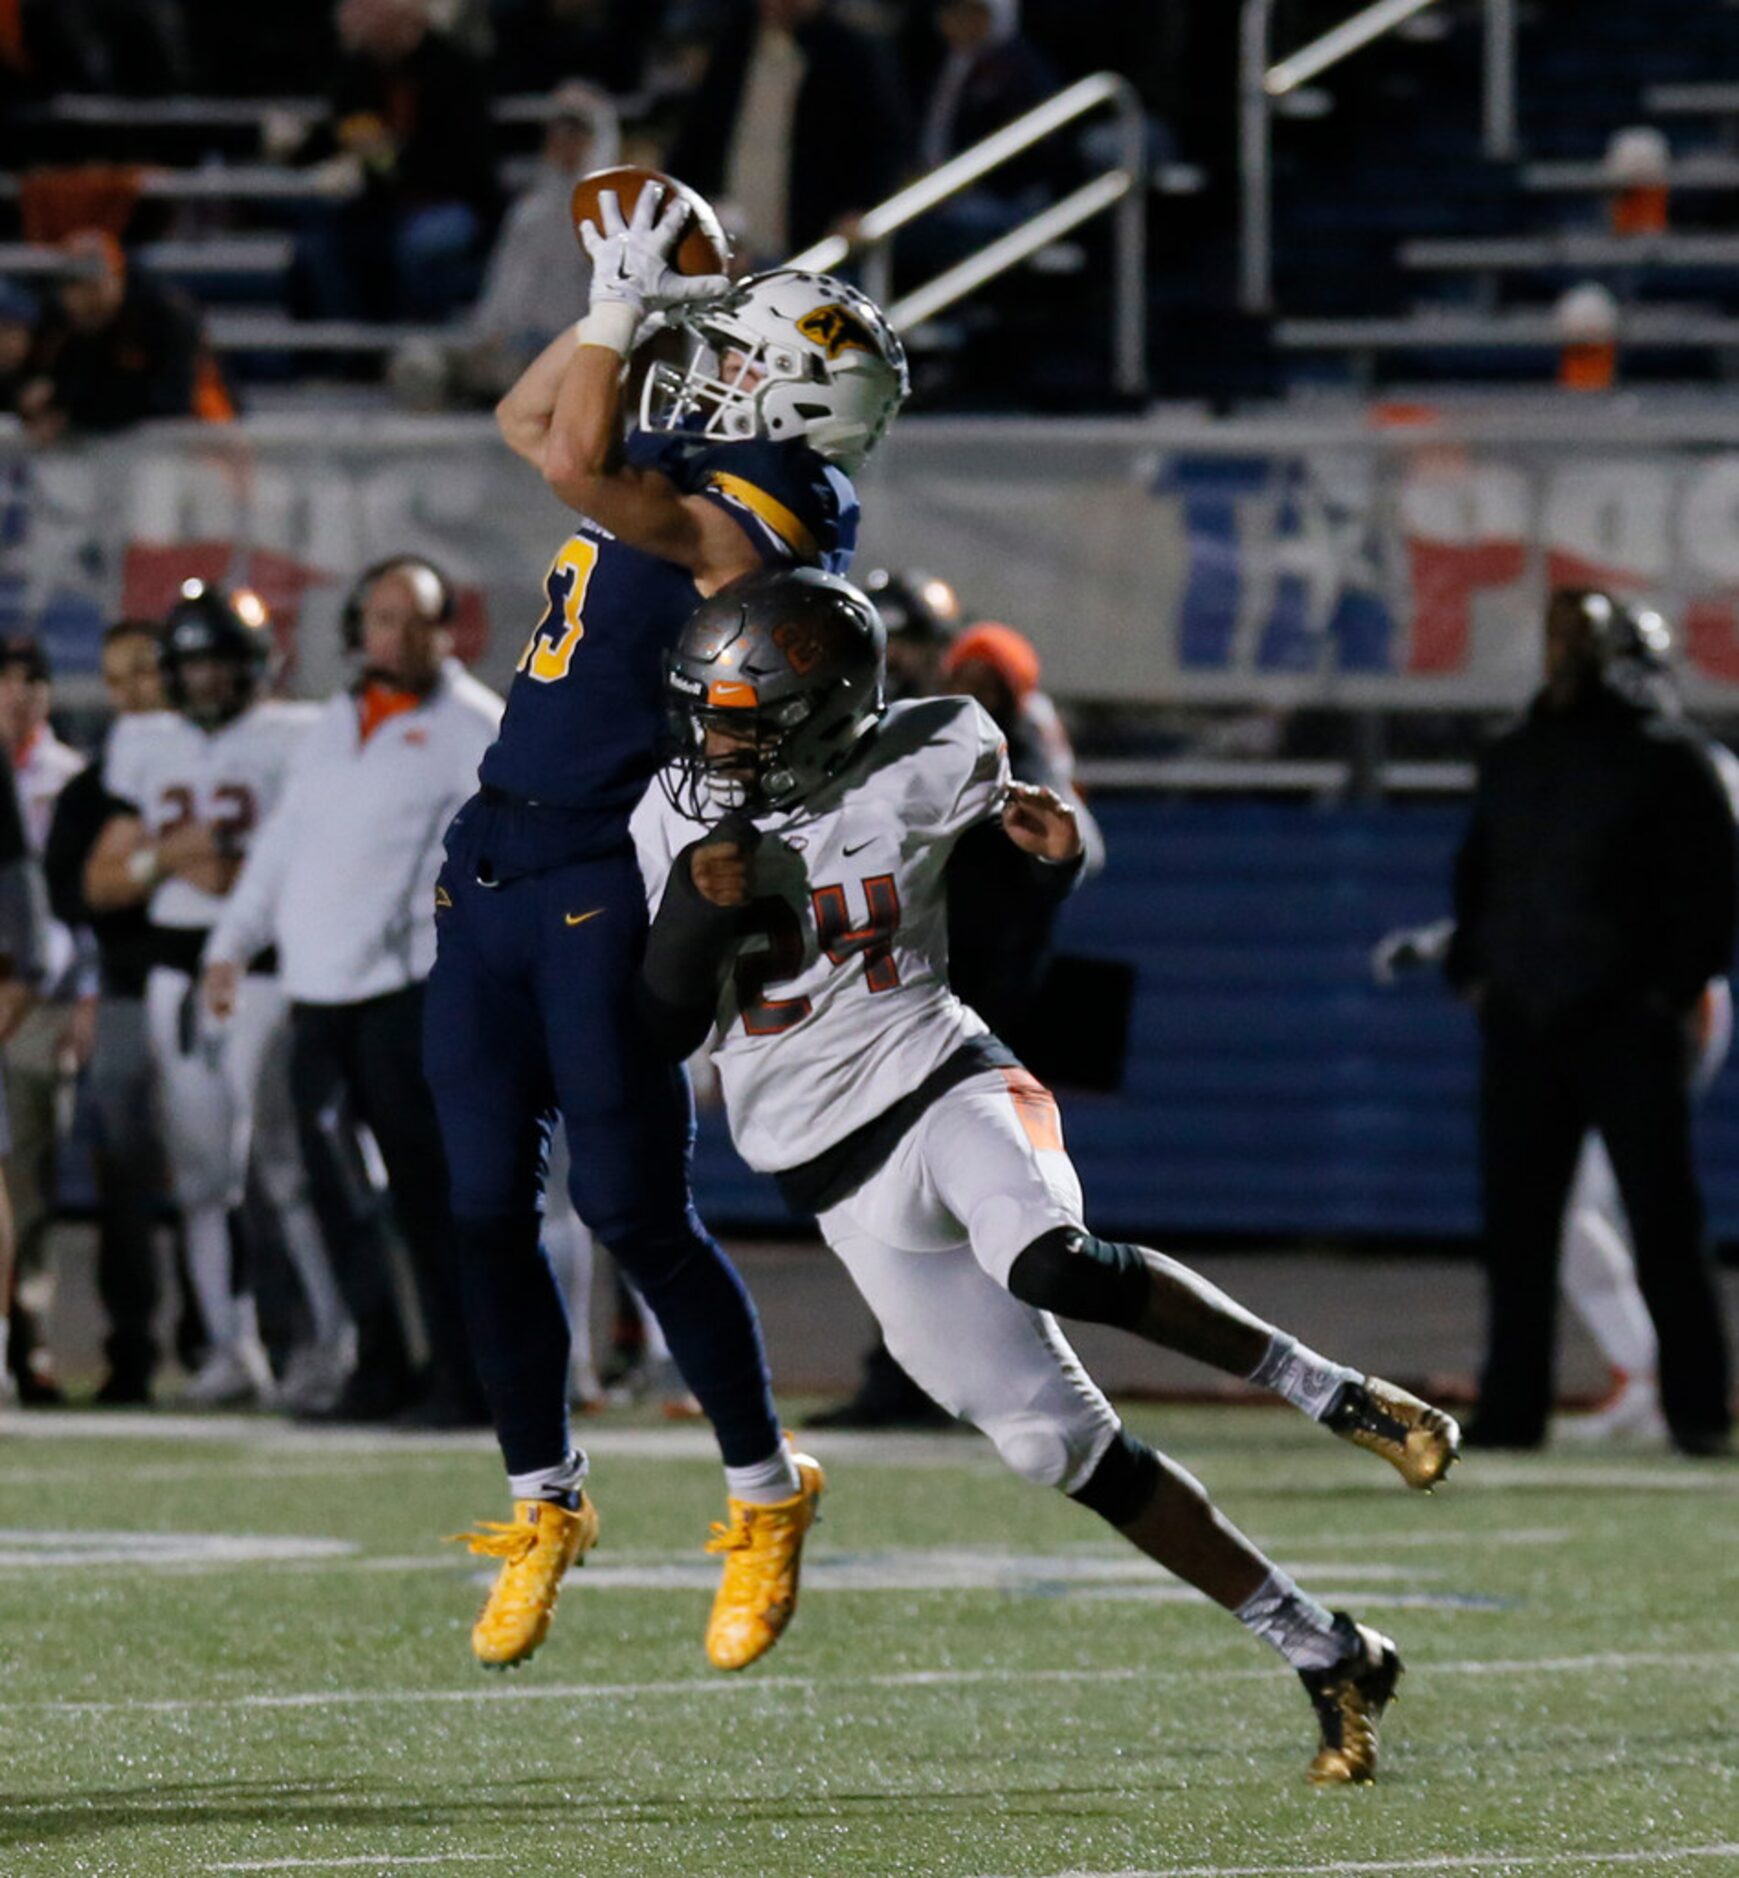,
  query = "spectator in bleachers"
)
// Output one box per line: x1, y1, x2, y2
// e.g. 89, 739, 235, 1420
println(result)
904, 0, 1062, 274
0, 281, 36, 415
397, 77, 615, 405
489, 0, 663, 95
42, 620, 172, 1405
0, 634, 87, 1403
14, 232, 233, 444
18, 0, 190, 94
668, 0, 910, 263
294, 0, 500, 322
